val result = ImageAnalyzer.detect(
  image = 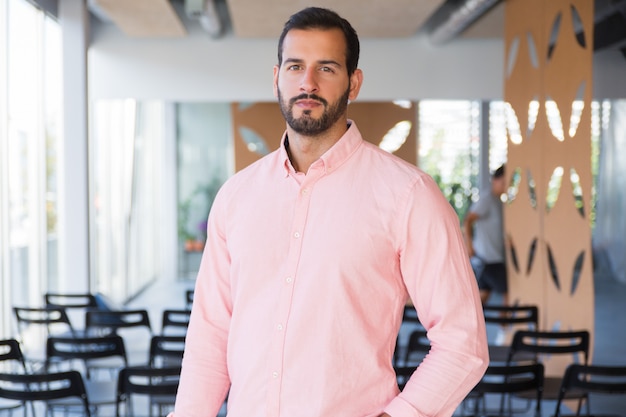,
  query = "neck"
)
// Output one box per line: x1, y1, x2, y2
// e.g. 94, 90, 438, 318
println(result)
285, 120, 349, 173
